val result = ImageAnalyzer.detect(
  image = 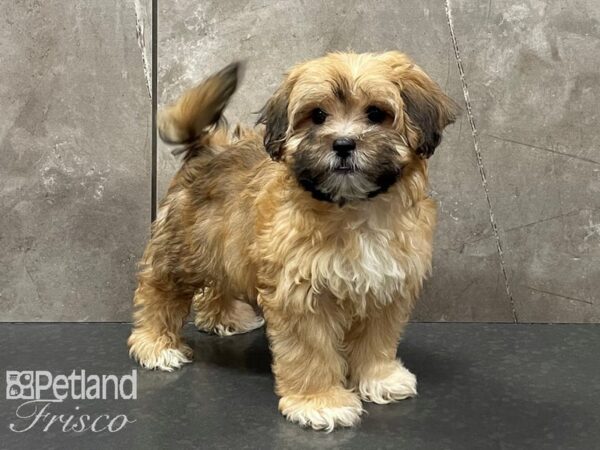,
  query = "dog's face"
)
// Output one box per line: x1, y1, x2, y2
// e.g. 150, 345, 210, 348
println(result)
258, 52, 458, 204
